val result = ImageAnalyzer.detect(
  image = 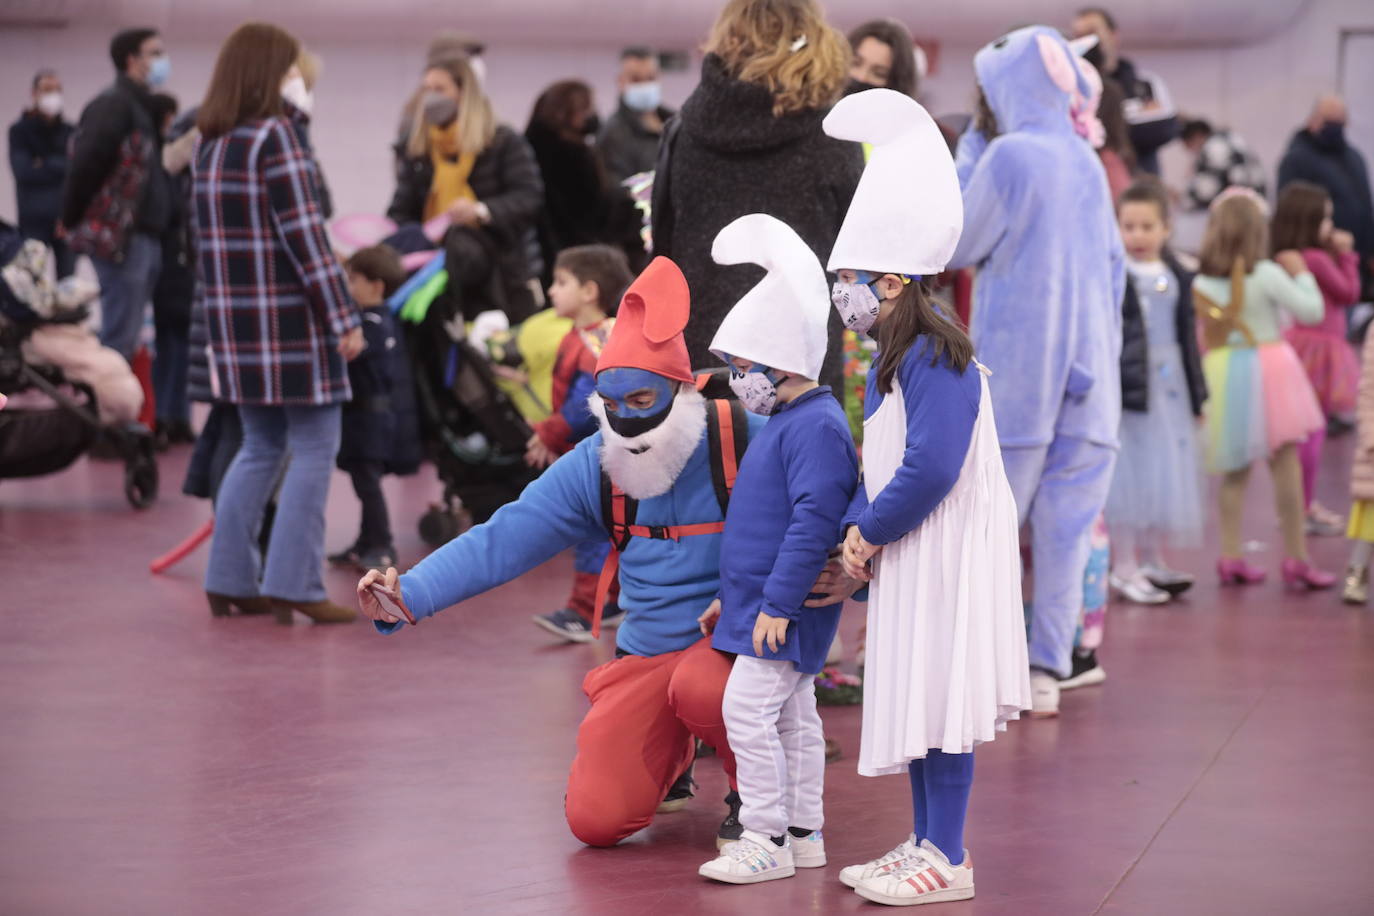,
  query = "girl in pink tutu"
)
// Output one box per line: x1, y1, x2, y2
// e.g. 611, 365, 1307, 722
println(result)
1272, 181, 1363, 536
1194, 189, 1335, 590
